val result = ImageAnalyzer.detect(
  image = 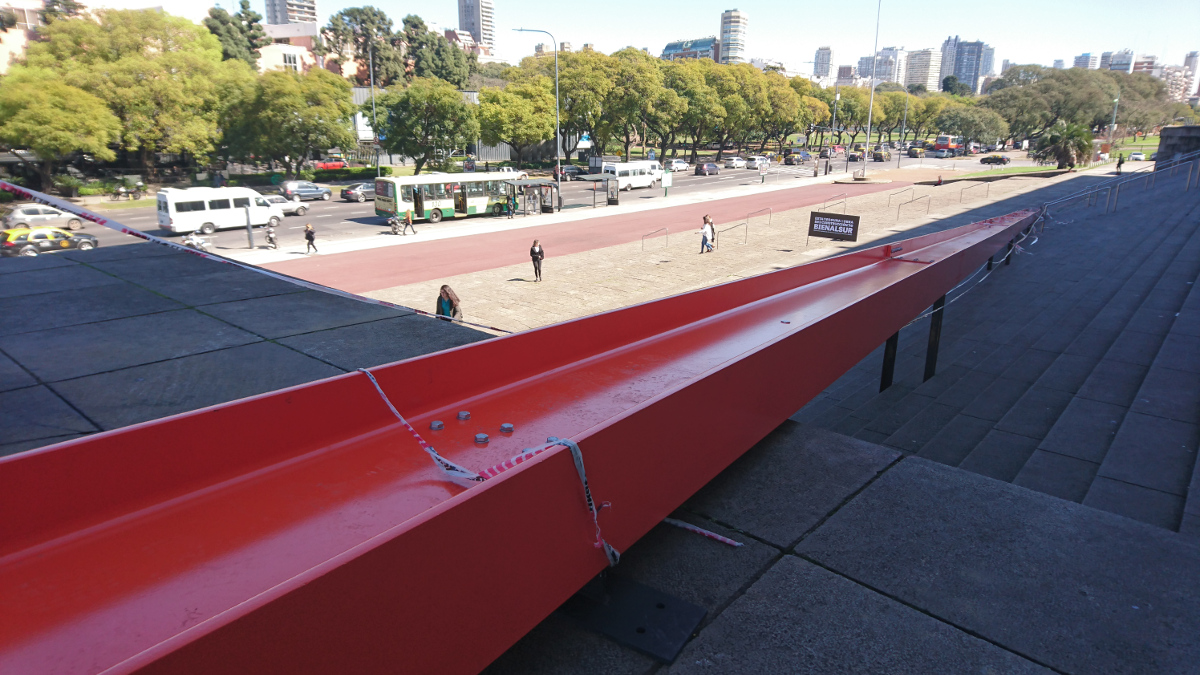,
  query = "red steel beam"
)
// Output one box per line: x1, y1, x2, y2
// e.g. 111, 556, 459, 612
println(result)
0, 210, 1036, 674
